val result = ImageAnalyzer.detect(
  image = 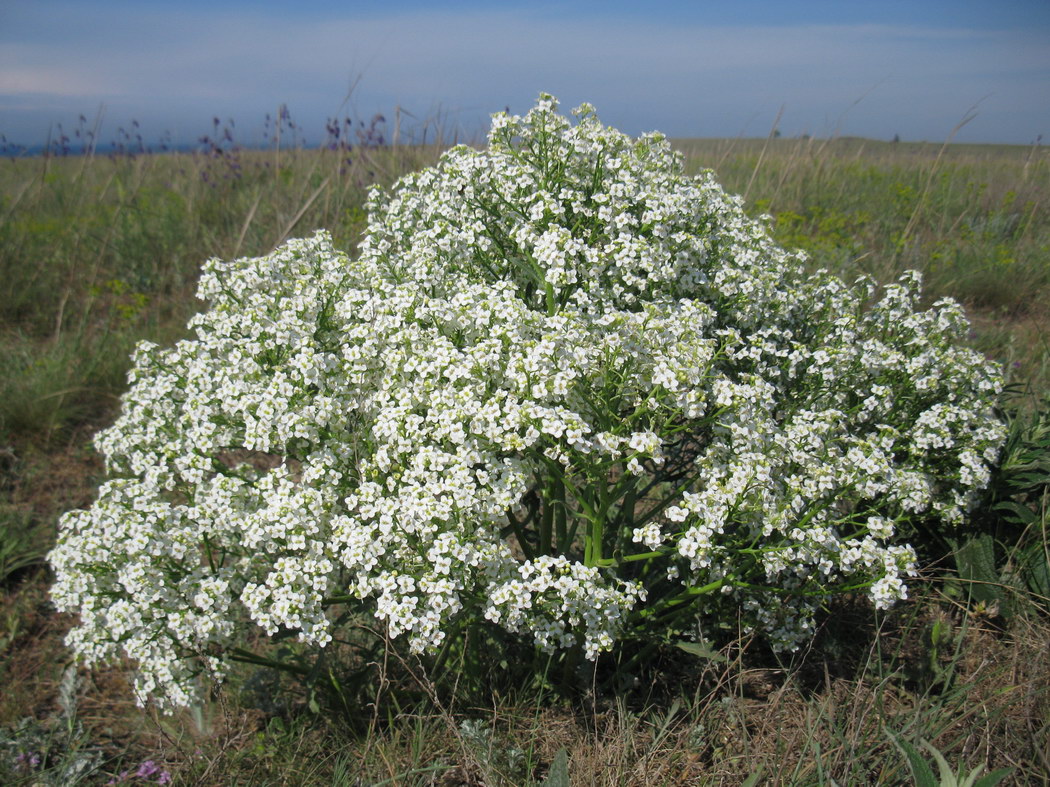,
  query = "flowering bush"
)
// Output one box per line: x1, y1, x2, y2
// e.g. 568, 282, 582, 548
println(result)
50, 95, 1006, 710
